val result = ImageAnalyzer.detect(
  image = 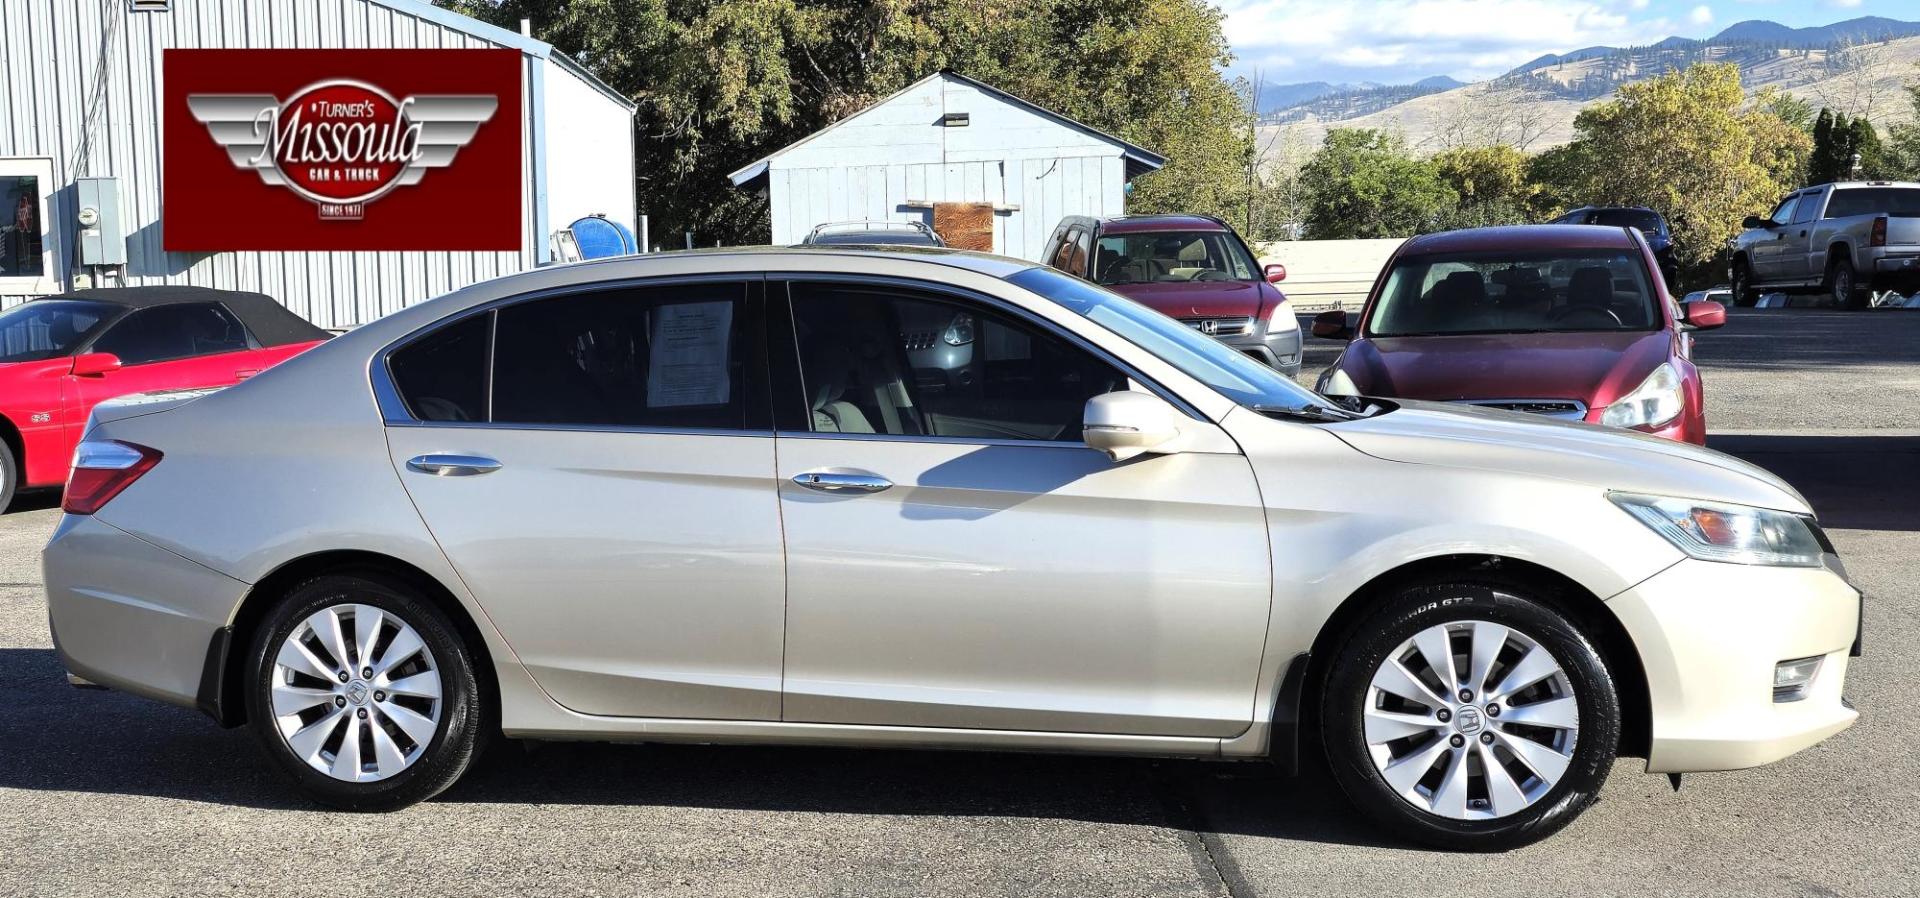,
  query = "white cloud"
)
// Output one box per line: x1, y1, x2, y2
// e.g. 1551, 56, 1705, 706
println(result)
1220, 0, 1680, 83
1689, 5, 1714, 25
1828, 0, 1862, 8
